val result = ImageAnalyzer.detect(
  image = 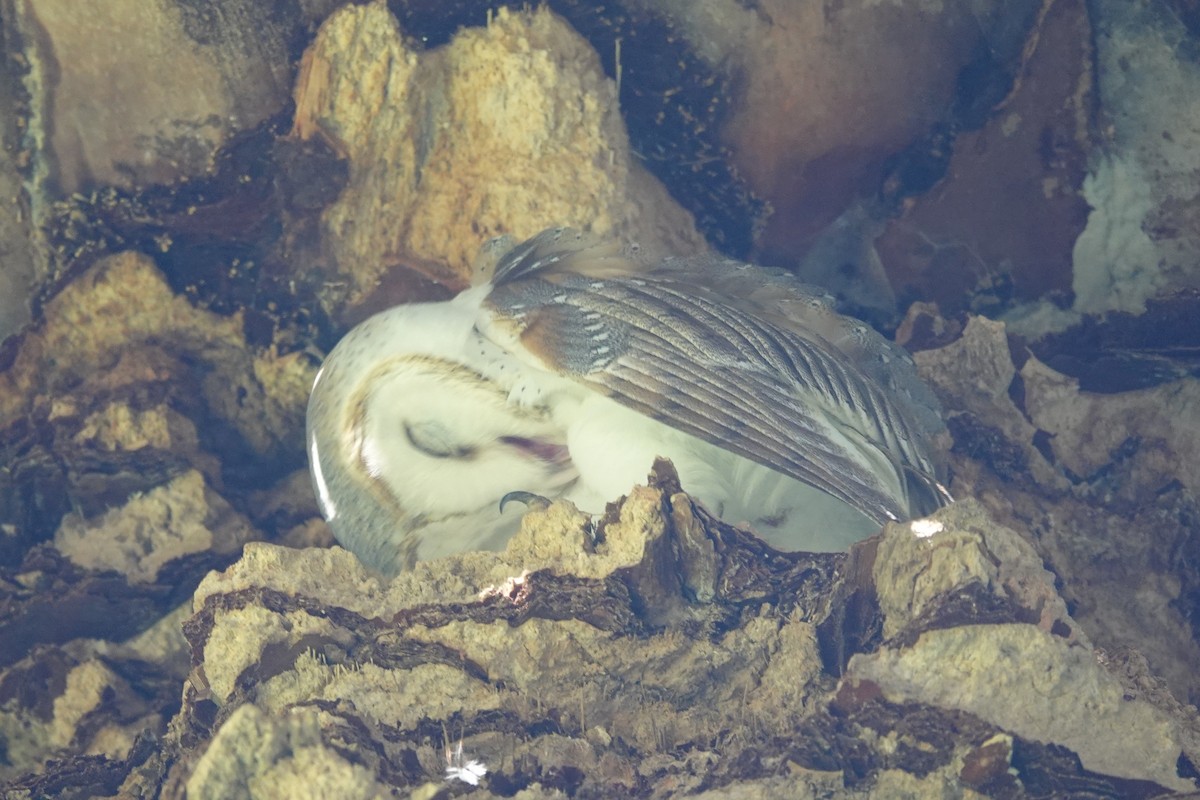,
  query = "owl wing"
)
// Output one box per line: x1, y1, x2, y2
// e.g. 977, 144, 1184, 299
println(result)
483, 232, 949, 524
